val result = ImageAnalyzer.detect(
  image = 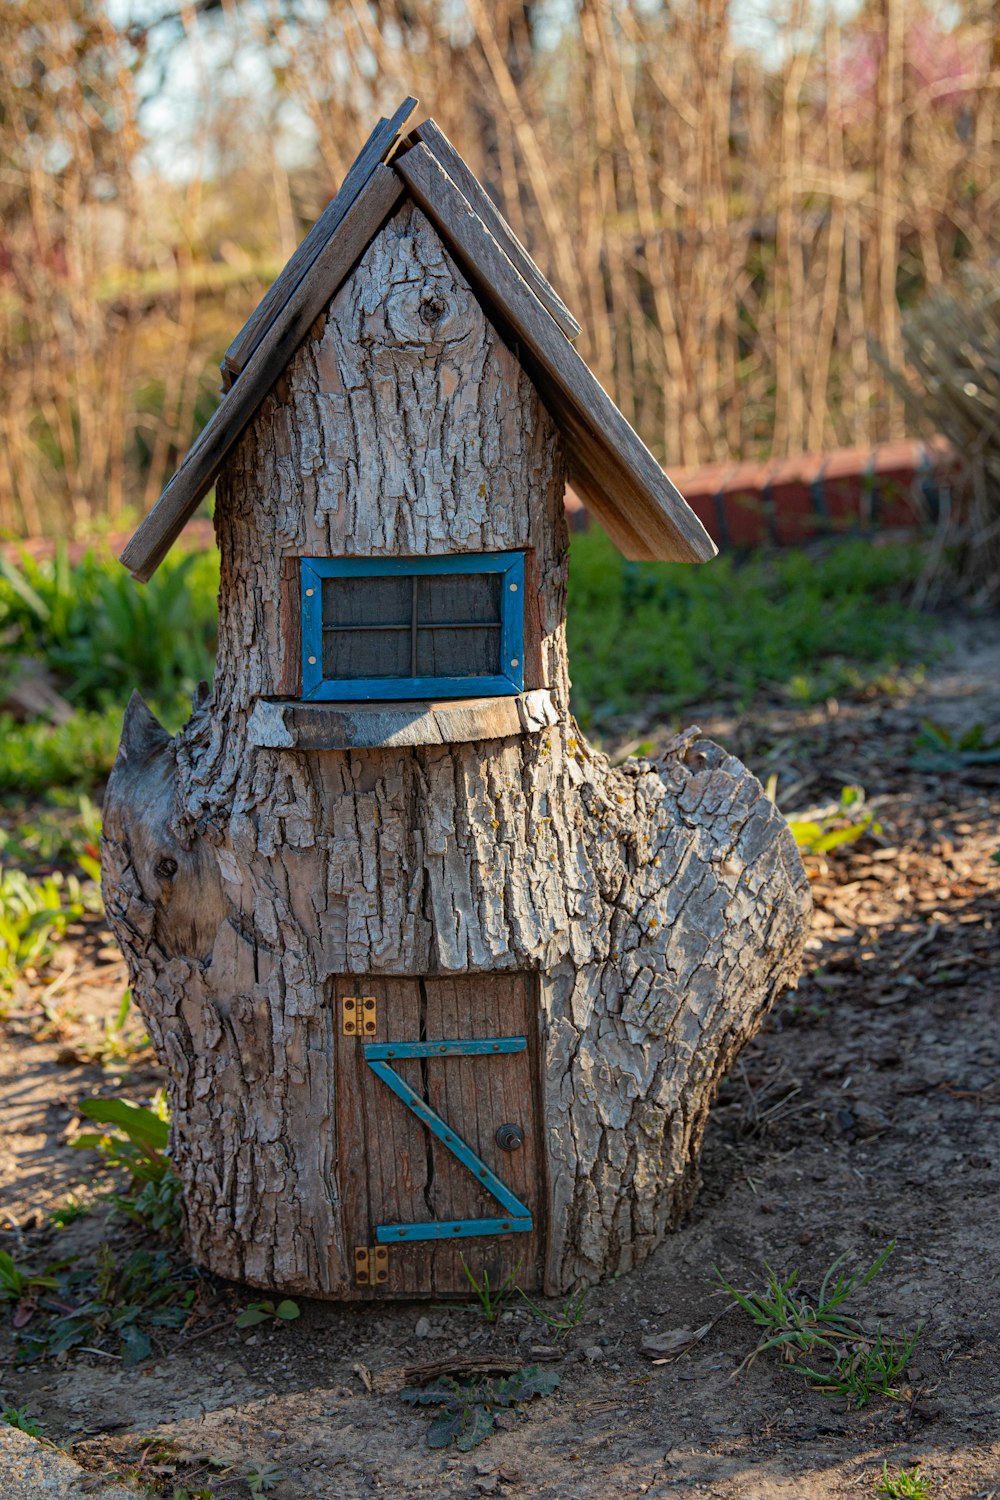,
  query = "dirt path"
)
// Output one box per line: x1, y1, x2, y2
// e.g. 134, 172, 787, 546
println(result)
1, 621, 998, 1500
